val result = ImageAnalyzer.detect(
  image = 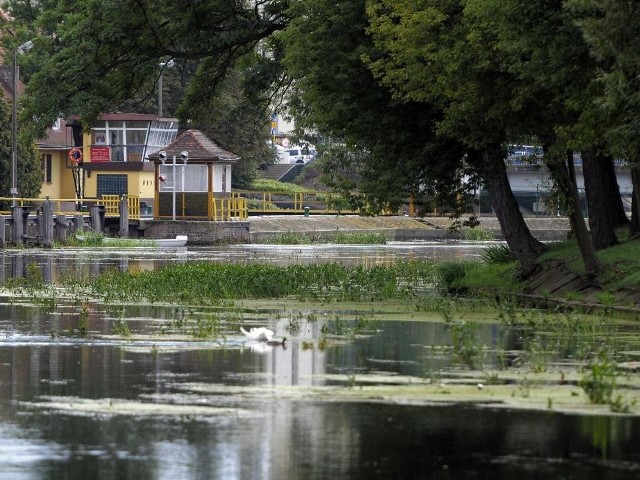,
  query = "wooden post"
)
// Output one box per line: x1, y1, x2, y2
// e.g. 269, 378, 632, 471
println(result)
90, 205, 102, 233
12, 206, 23, 245
0, 214, 5, 249
119, 196, 129, 237
42, 200, 54, 248
73, 214, 83, 235
55, 215, 68, 242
